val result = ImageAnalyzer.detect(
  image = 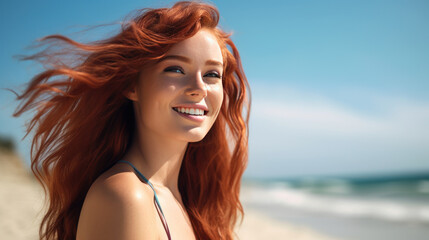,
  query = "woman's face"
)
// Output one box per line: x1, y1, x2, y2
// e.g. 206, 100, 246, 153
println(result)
132, 29, 224, 142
